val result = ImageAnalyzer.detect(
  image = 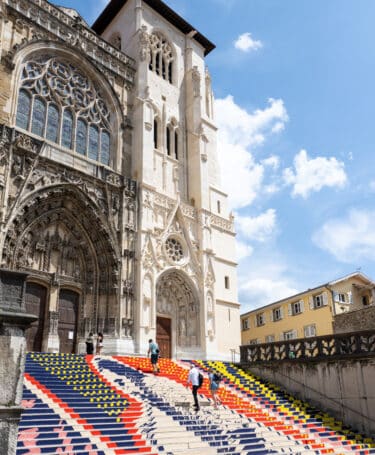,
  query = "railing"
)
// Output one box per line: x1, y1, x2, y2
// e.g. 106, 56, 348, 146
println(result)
230, 349, 240, 363
240, 330, 375, 363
